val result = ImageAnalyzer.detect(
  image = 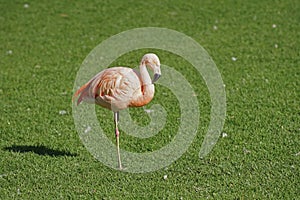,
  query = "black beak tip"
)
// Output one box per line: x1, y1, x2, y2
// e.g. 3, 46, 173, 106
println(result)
152, 74, 161, 83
